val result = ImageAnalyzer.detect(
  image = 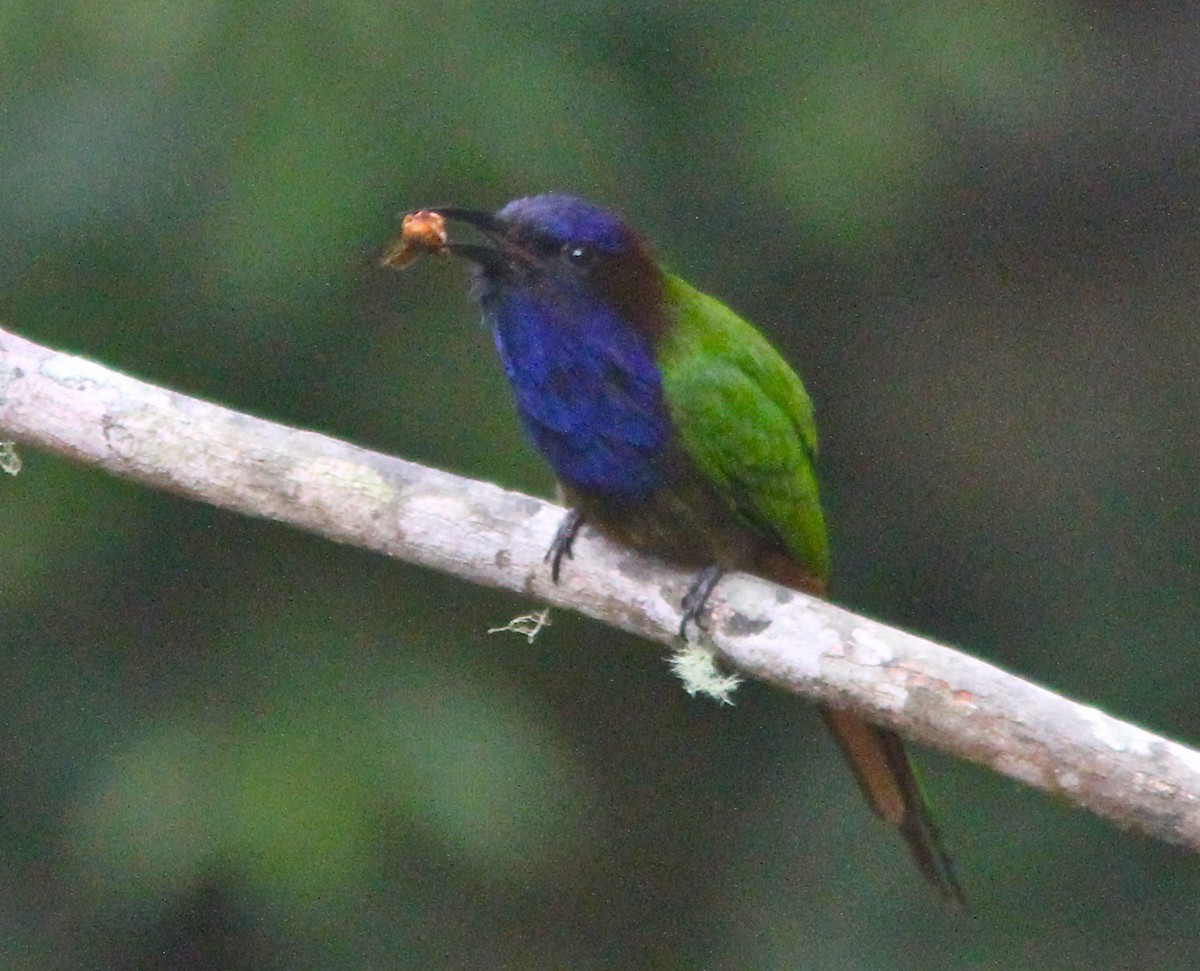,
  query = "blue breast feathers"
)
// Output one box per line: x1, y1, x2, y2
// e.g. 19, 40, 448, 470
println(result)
482, 284, 670, 500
